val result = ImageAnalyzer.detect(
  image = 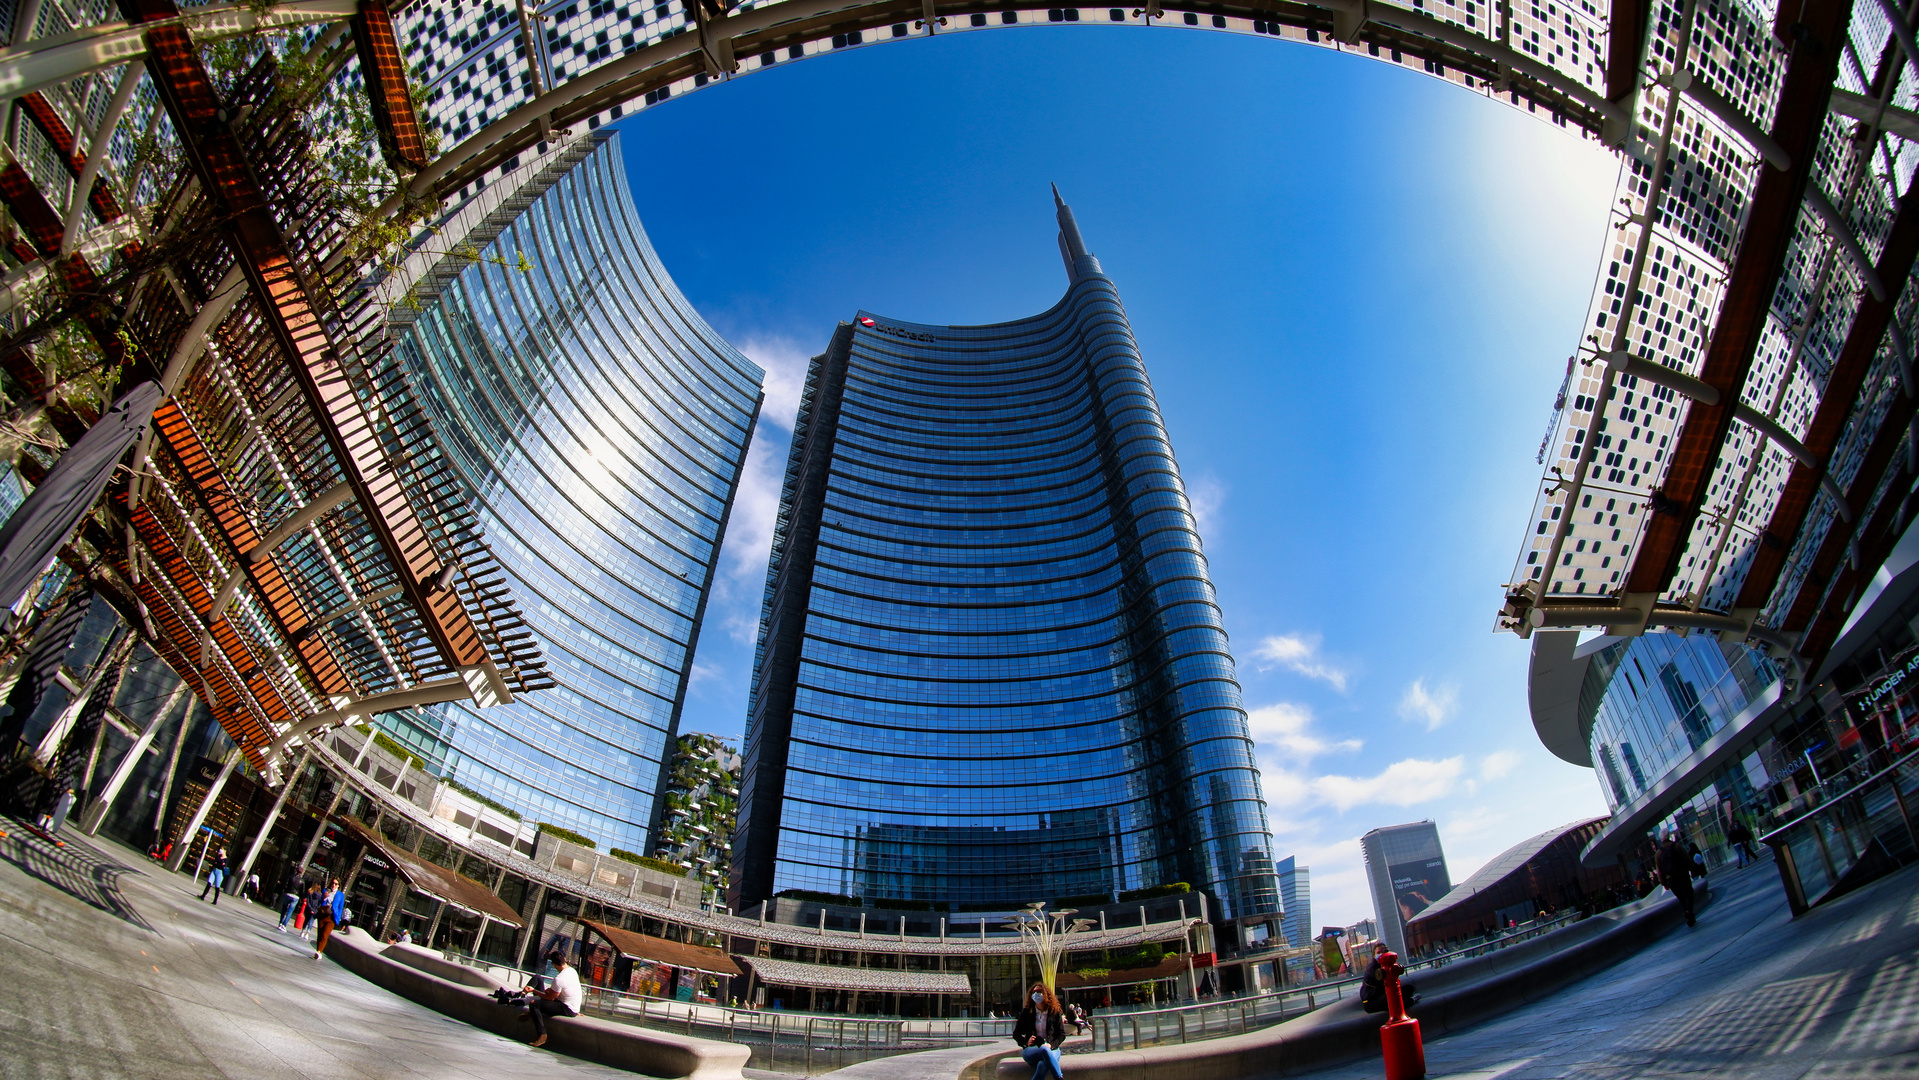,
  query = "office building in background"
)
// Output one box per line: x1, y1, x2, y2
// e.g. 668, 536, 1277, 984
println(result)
385, 132, 763, 852
1362, 820, 1451, 956
1278, 856, 1311, 947
733, 191, 1281, 930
